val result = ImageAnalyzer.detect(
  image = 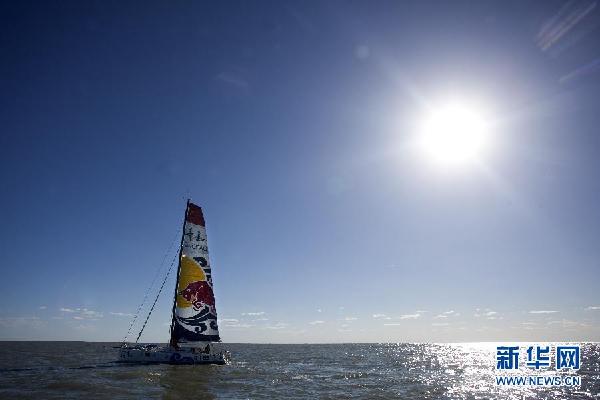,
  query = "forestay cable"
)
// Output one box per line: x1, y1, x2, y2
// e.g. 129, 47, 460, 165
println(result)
135, 250, 179, 343
121, 228, 180, 344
